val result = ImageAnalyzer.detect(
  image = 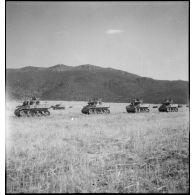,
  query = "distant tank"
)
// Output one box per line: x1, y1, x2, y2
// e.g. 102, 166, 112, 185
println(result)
51, 104, 65, 110
178, 104, 183, 108
158, 99, 178, 112
126, 98, 150, 113
14, 97, 50, 117
81, 98, 110, 114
